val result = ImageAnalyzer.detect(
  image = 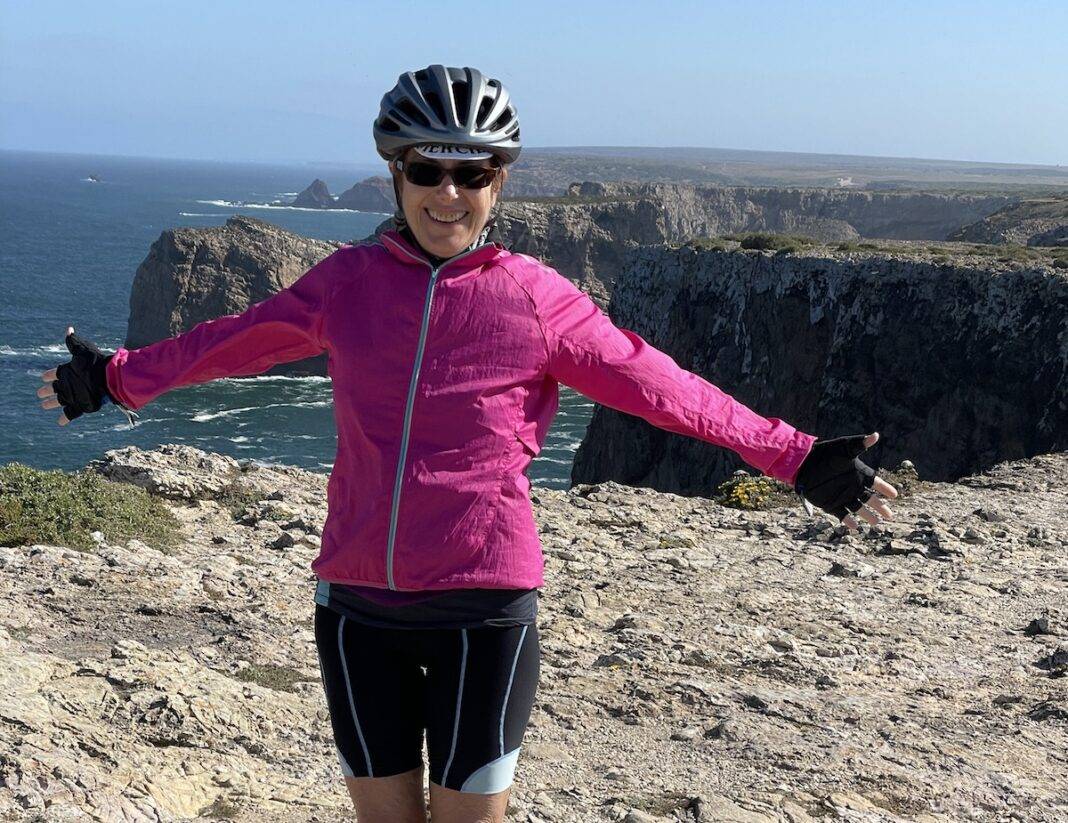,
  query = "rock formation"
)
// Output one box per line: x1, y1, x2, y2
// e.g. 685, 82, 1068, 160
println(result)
495, 184, 1016, 300
124, 216, 337, 376
948, 196, 1068, 246
572, 240, 1068, 492
573, 182, 1015, 241
1, 444, 1065, 821
290, 179, 335, 209
334, 176, 395, 213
